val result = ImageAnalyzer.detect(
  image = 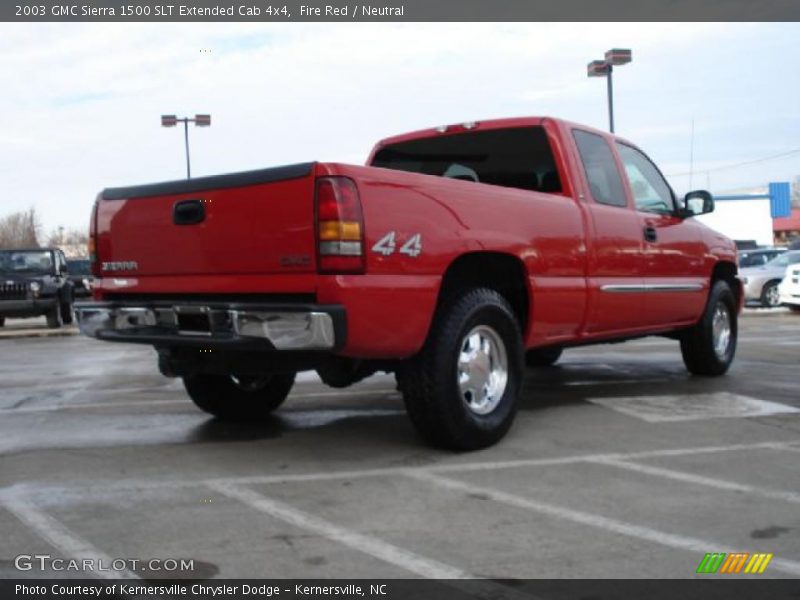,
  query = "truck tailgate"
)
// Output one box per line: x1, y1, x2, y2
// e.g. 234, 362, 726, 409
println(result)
96, 163, 317, 277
